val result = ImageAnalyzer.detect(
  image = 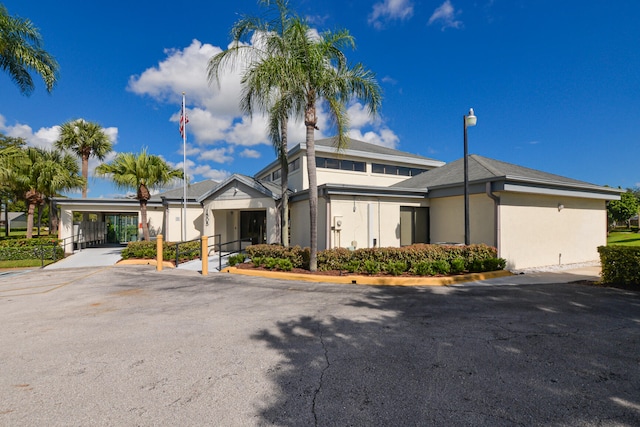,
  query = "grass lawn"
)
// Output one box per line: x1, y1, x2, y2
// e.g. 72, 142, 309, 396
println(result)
607, 230, 640, 246
0, 259, 55, 269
